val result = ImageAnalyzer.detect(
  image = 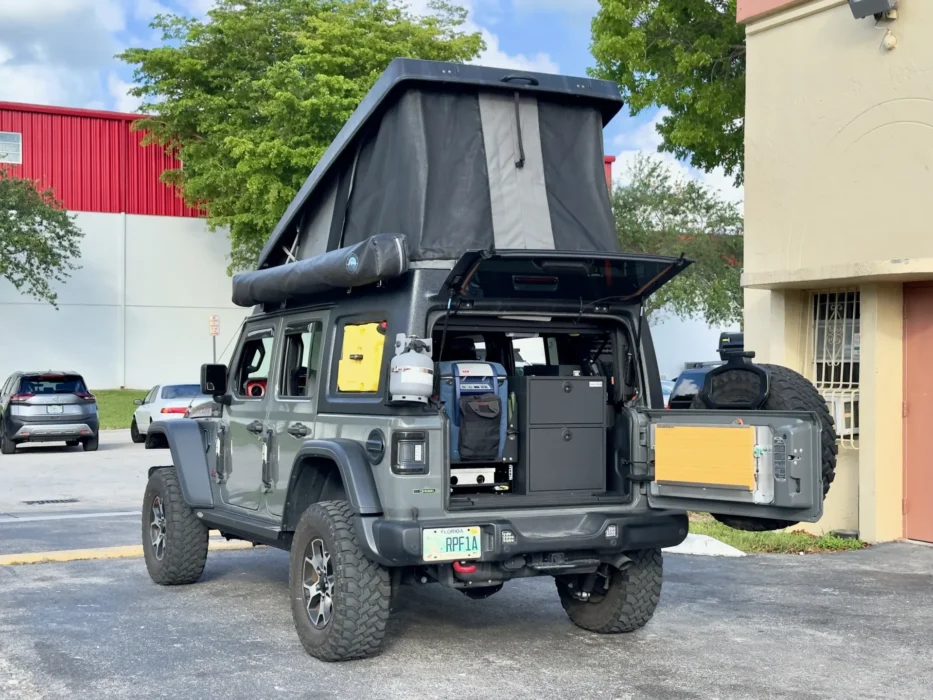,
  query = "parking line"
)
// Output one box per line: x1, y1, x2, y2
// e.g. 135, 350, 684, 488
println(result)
0, 536, 256, 566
